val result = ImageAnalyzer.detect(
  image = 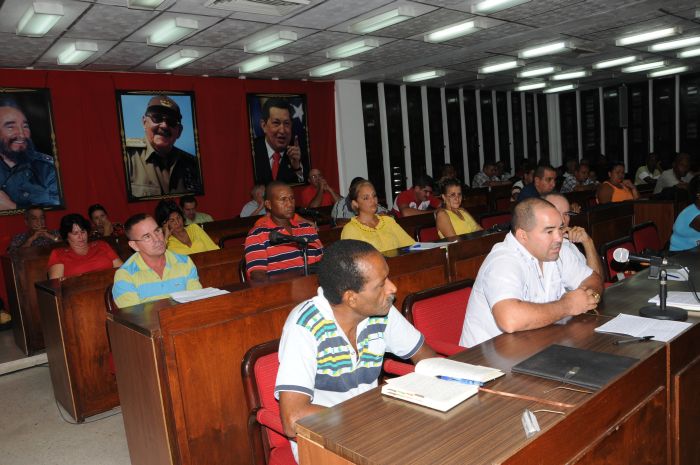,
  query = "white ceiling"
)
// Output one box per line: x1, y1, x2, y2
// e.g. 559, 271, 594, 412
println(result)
0, 0, 699, 90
